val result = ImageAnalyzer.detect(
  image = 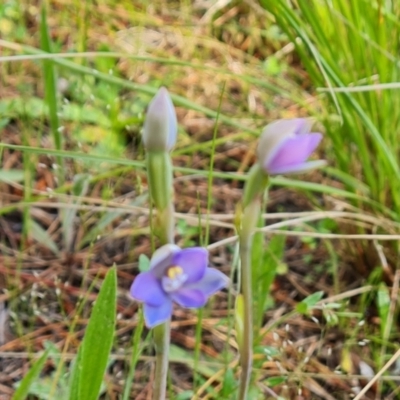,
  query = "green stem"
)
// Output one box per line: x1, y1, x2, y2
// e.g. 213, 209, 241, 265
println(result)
237, 198, 261, 400
146, 151, 175, 400
238, 235, 253, 399
153, 320, 171, 400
